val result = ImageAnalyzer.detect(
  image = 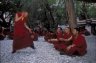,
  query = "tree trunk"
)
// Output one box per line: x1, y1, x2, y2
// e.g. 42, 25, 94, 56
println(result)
43, 0, 56, 31
65, 0, 77, 30
82, 2, 88, 19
